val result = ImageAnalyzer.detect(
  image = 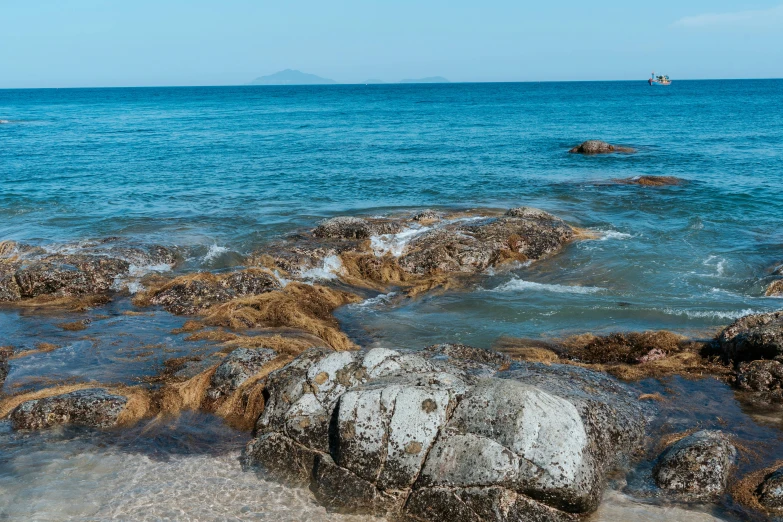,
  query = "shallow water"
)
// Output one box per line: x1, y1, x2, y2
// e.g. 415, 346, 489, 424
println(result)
1, 81, 783, 519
